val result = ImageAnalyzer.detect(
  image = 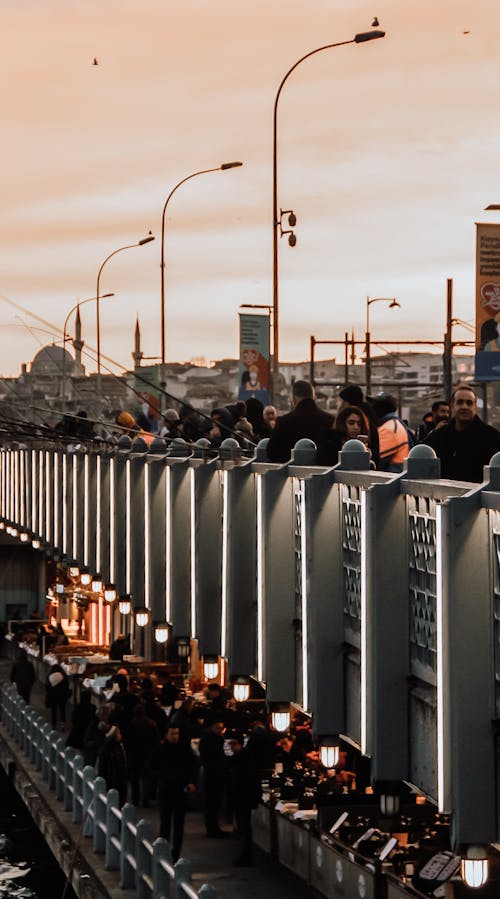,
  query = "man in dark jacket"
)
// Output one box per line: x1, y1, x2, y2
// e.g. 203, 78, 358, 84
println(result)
199, 718, 227, 837
155, 725, 197, 863
10, 649, 36, 704
267, 380, 333, 463
425, 384, 500, 483
227, 732, 262, 866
